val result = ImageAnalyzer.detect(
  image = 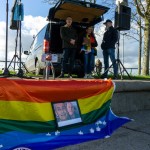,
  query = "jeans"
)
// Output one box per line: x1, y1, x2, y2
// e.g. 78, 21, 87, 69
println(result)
61, 48, 76, 74
103, 48, 118, 77
84, 52, 95, 74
